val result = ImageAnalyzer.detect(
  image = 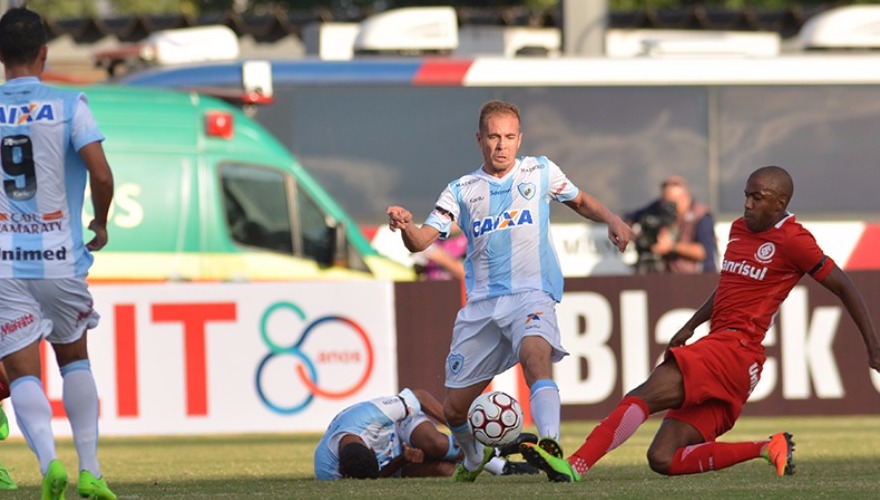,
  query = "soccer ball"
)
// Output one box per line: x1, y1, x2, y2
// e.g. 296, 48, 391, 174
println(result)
467, 391, 523, 447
